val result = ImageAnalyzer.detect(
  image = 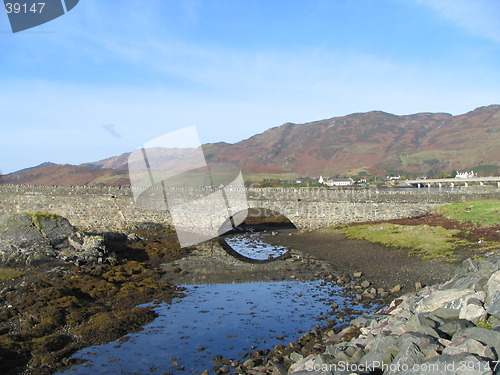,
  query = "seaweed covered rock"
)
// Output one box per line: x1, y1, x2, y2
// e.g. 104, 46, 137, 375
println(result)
0, 213, 116, 267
